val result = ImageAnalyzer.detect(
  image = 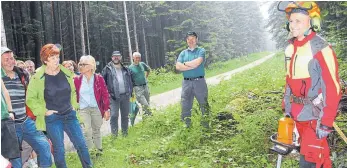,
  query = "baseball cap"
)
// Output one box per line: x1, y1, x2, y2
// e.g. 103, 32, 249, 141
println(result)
1, 47, 12, 56
112, 51, 122, 56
